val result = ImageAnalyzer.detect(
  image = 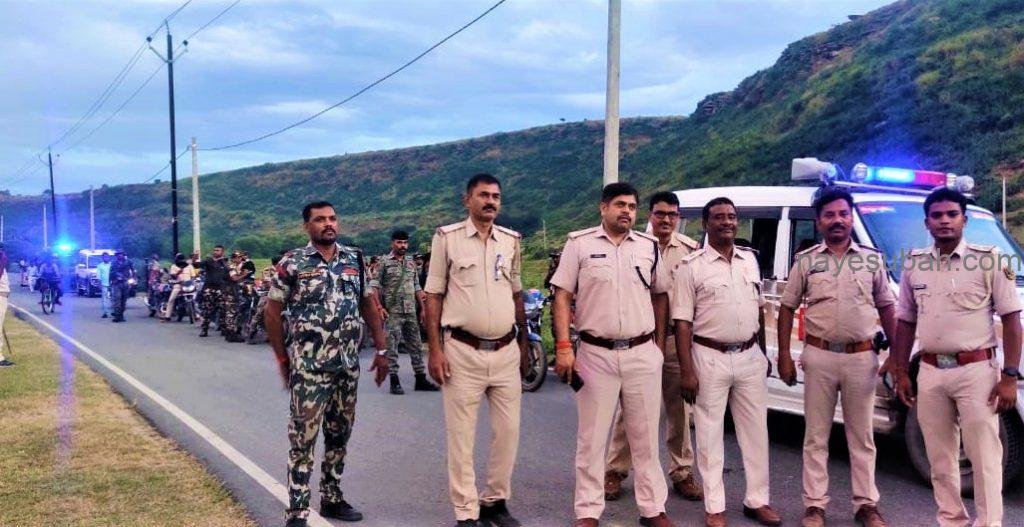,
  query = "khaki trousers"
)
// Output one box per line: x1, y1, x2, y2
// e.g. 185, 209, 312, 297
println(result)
574, 340, 667, 519
691, 342, 770, 514
917, 360, 1003, 527
607, 336, 696, 482
441, 336, 522, 521
801, 344, 880, 512
0, 292, 8, 360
